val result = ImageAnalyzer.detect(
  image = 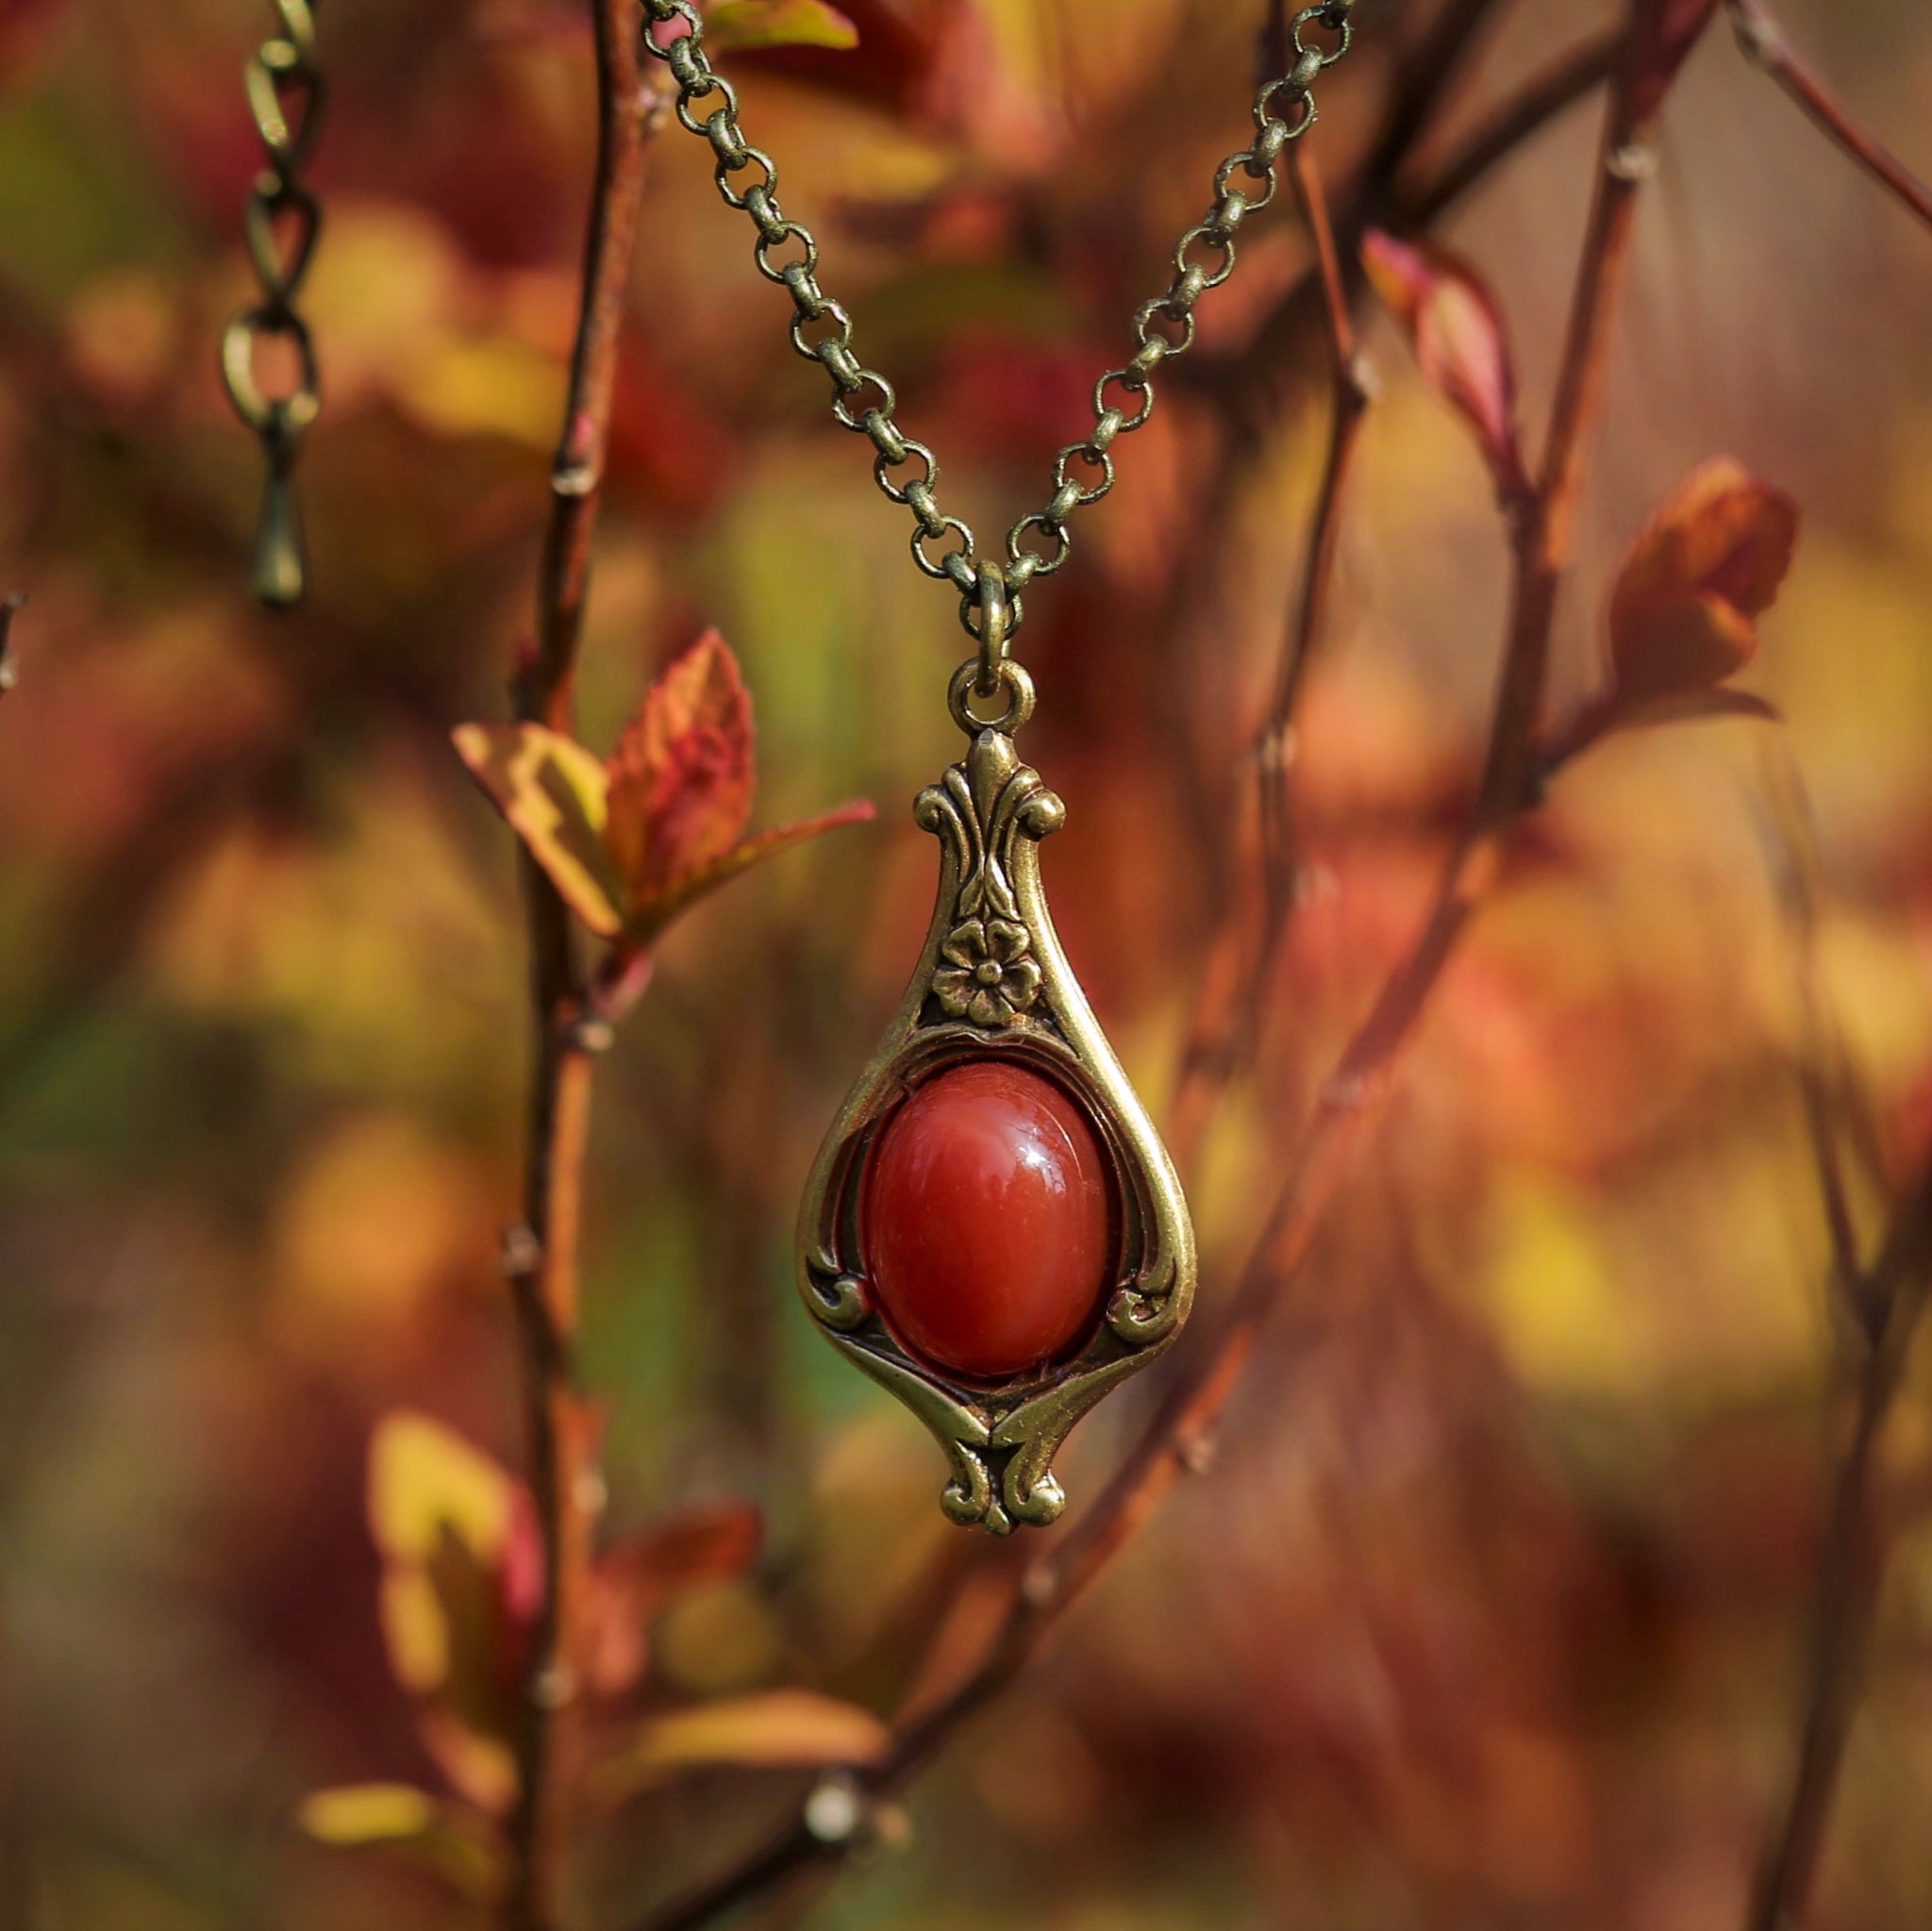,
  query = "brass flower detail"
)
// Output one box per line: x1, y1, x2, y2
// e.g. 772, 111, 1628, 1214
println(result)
935, 918, 1042, 1028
